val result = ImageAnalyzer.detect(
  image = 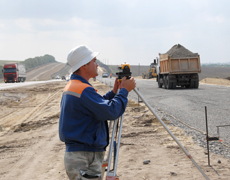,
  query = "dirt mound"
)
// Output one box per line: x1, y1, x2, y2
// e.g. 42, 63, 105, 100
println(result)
200, 78, 230, 86
161, 44, 198, 58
